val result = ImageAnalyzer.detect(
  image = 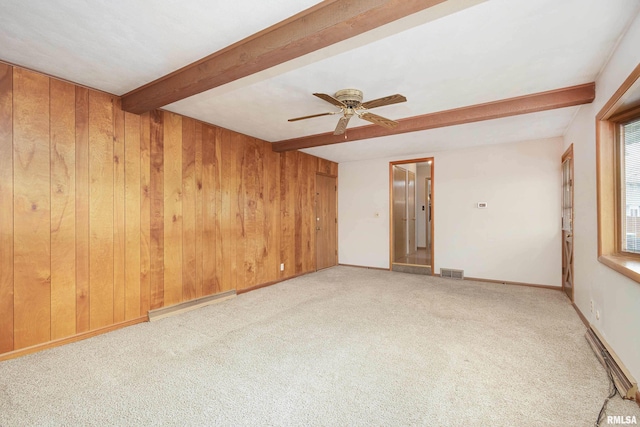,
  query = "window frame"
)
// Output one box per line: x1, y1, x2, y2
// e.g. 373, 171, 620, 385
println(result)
596, 63, 640, 283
